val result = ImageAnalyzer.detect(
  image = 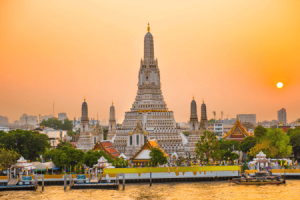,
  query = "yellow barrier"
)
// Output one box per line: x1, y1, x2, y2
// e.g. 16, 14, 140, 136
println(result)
0, 176, 7, 180
271, 169, 300, 175
103, 166, 241, 177
245, 170, 257, 174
